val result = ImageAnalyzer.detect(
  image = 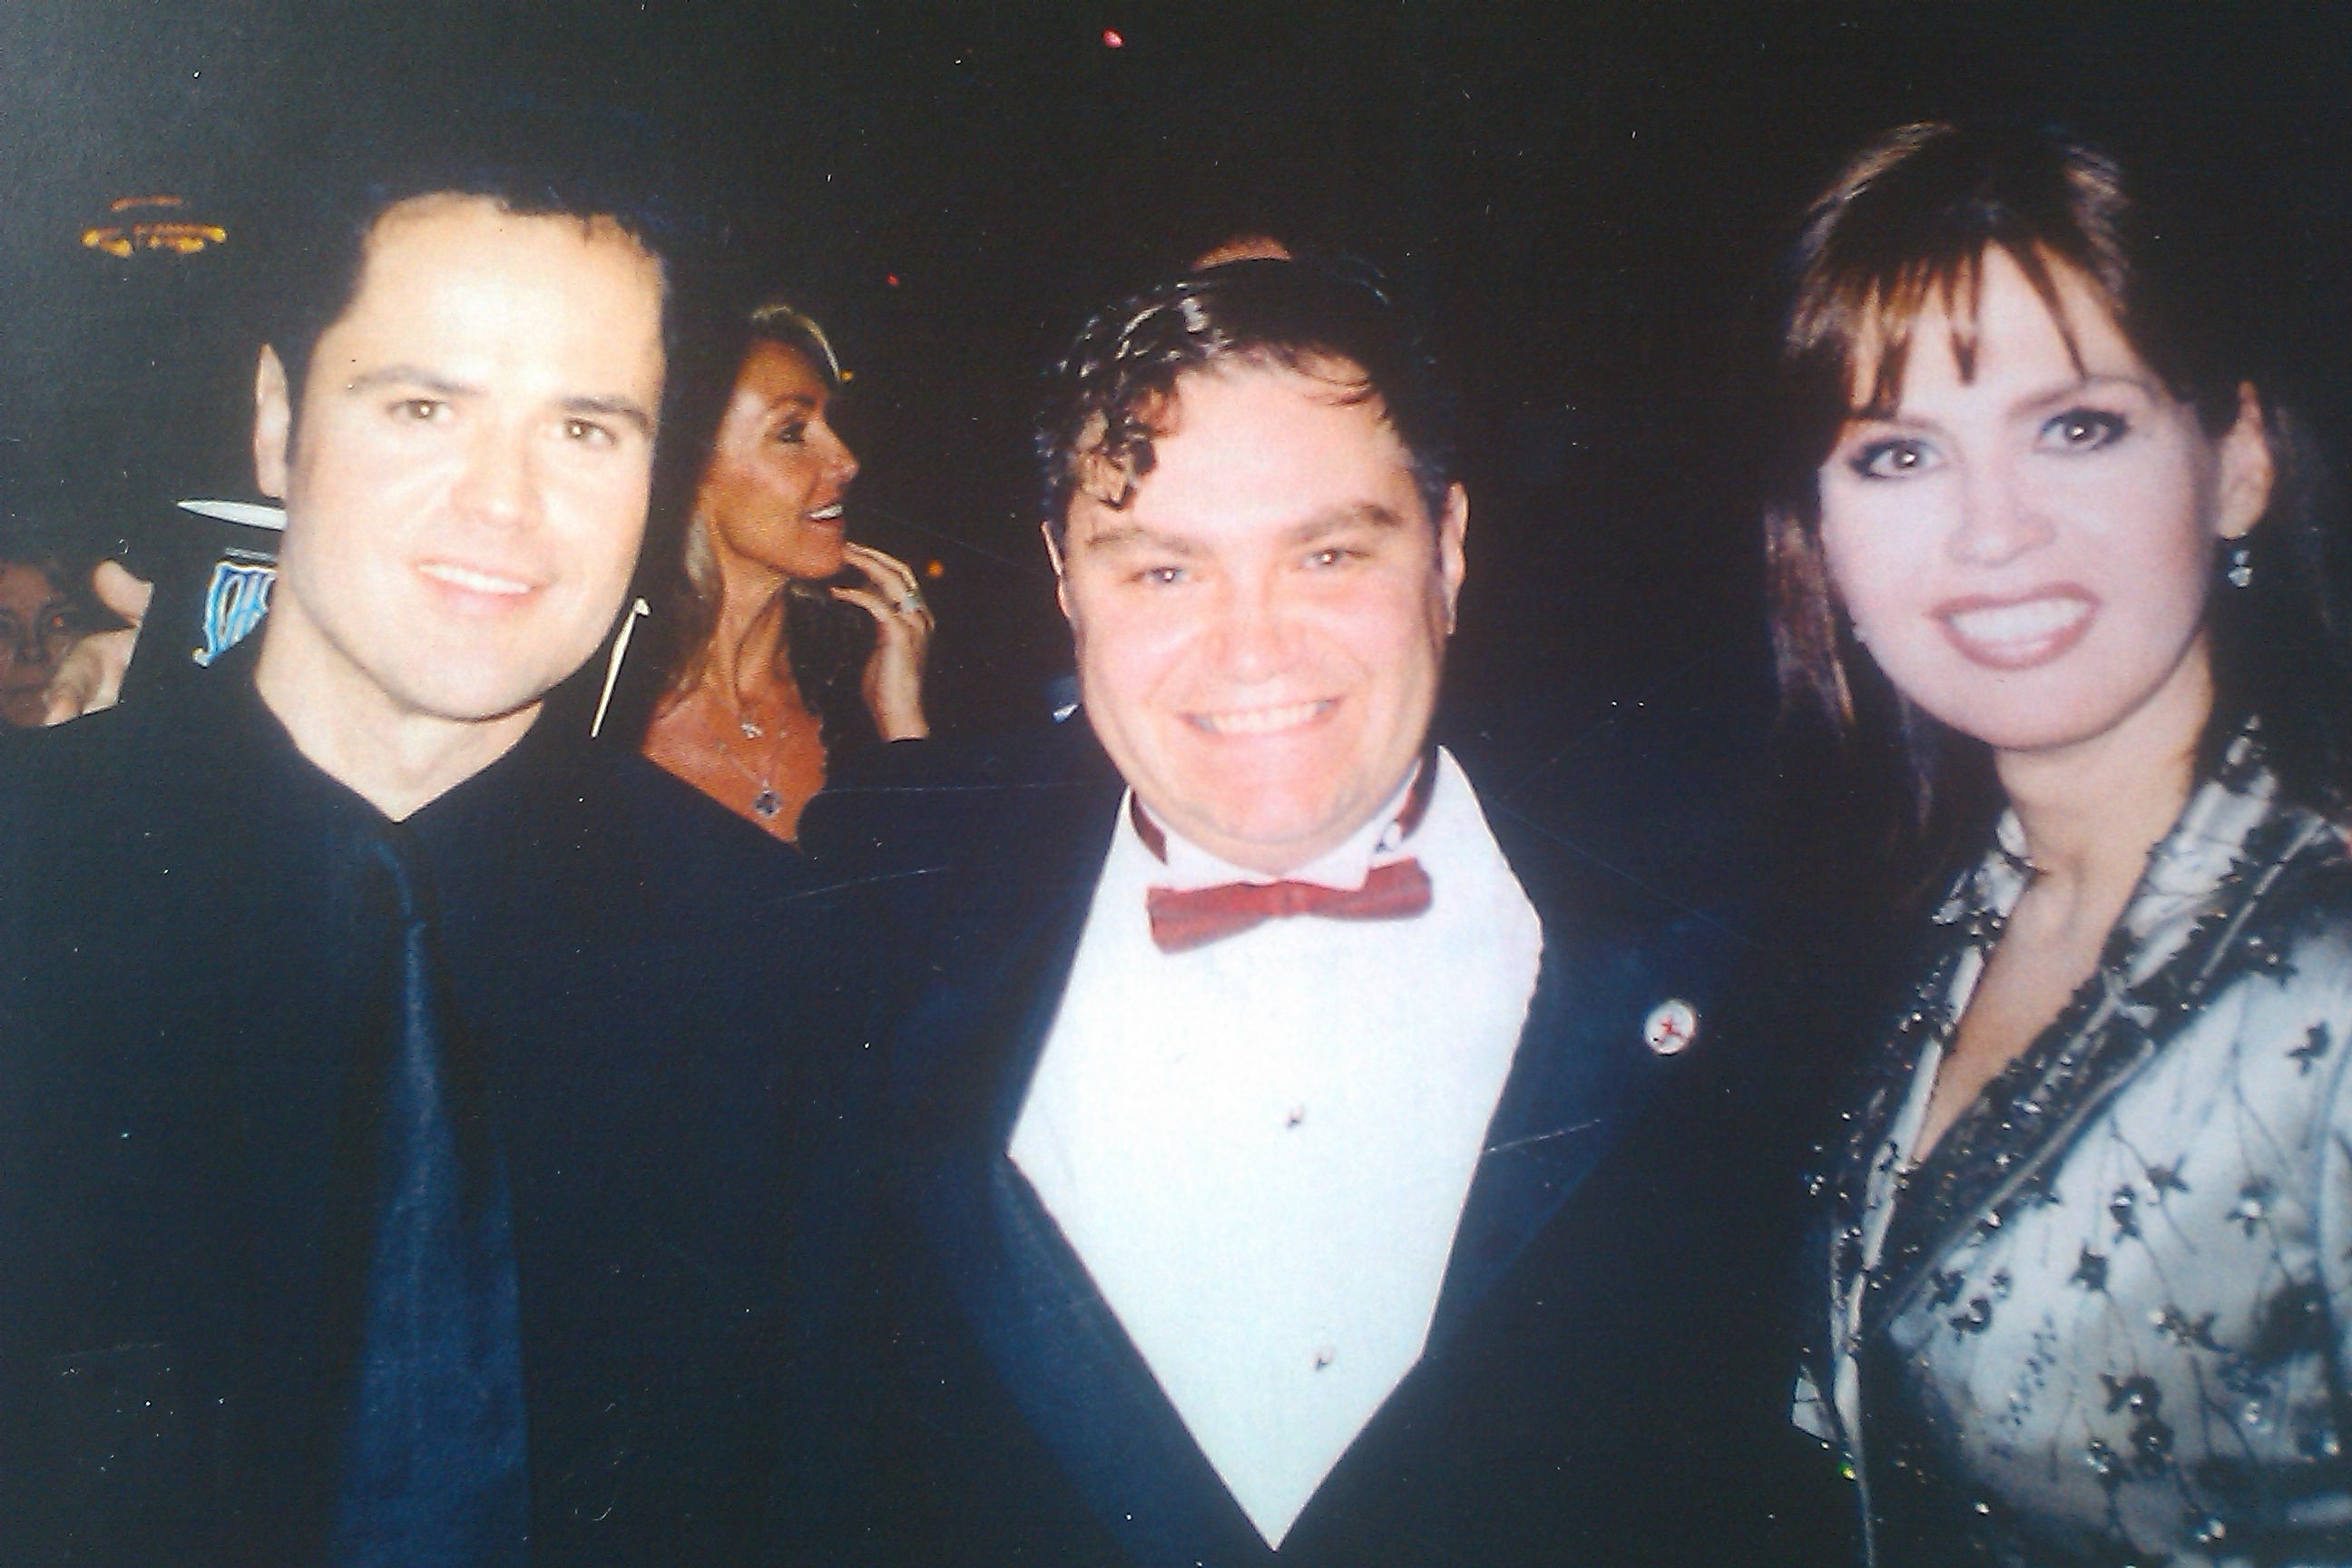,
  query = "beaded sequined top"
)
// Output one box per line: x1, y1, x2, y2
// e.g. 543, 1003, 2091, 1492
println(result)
1796, 731, 2352, 1566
